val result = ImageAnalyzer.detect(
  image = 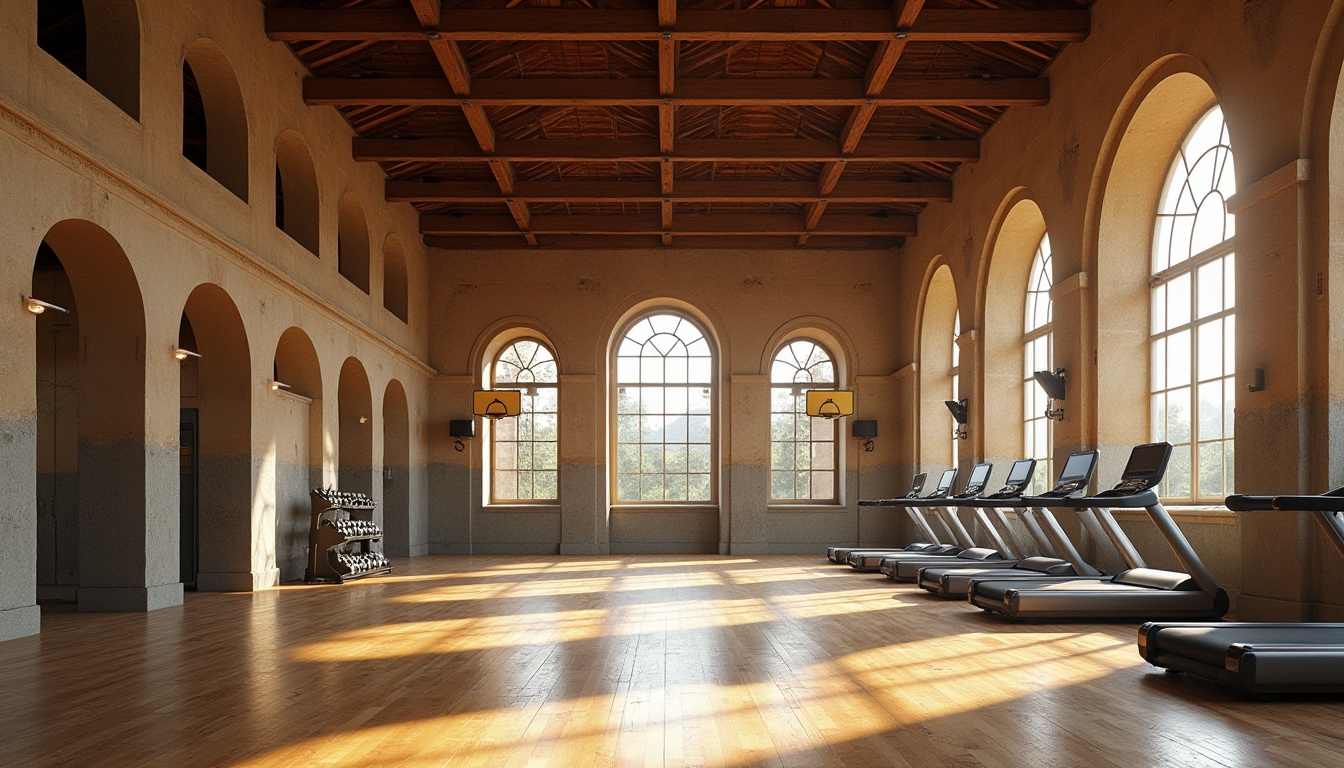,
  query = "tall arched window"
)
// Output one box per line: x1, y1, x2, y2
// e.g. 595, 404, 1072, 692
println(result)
1024, 234, 1053, 493
951, 311, 961, 469
614, 313, 714, 503
491, 340, 559, 502
1150, 106, 1236, 502
769, 340, 838, 502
